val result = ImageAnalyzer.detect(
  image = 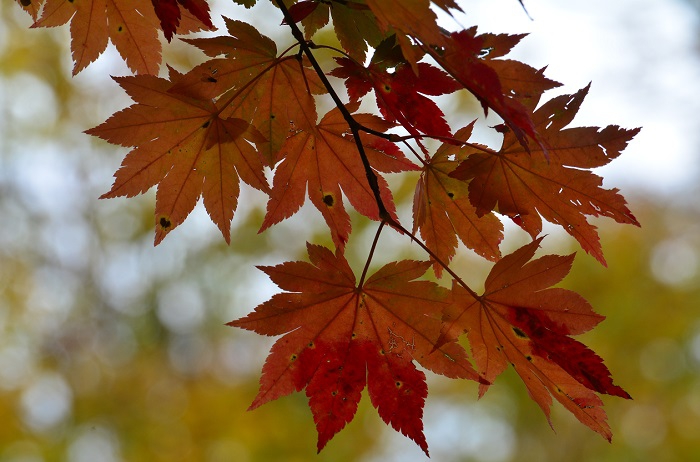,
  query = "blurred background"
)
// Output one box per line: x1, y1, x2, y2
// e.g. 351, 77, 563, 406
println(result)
0, 0, 699, 460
